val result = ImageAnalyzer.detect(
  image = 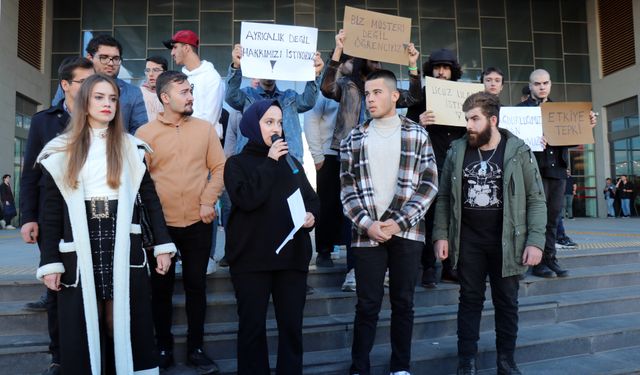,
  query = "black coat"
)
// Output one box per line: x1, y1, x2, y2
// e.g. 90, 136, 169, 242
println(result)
224, 143, 320, 274
20, 100, 69, 224
517, 97, 569, 179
